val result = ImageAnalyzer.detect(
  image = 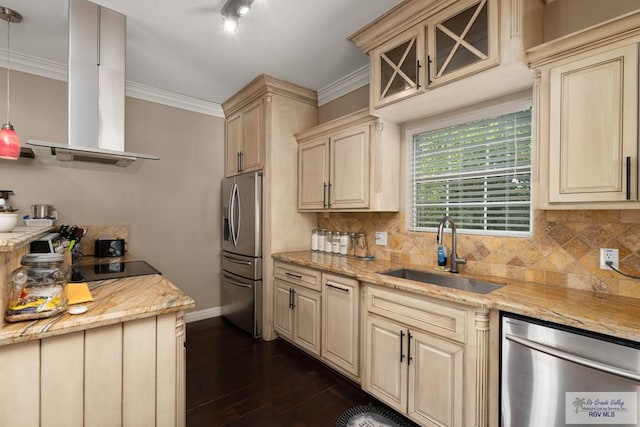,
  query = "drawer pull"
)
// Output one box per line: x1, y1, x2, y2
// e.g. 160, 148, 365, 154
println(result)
285, 272, 303, 280
325, 283, 349, 293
